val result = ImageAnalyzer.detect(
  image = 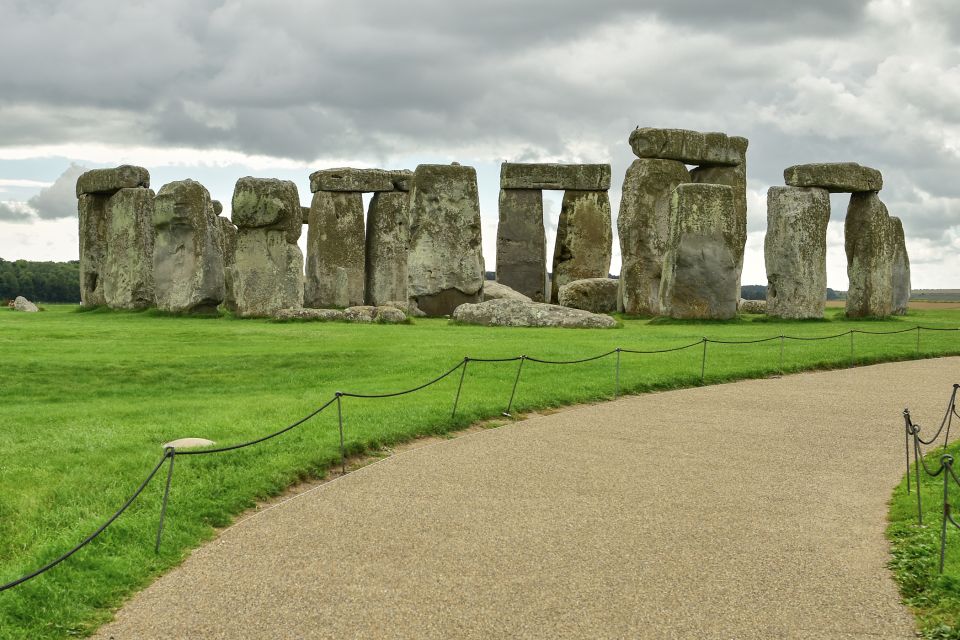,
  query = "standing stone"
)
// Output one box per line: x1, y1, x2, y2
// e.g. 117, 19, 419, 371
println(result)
764, 187, 831, 319
889, 216, 910, 316
617, 159, 690, 315
691, 136, 748, 302
217, 216, 238, 312
407, 164, 485, 316
78, 194, 108, 308
845, 192, 894, 318
231, 177, 304, 317
365, 191, 410, 306
152, 180, 225, 314
496, 189, 547, 302
305, 191, 365, 307
659, 184, 739, 319
551, 191, 612, 303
